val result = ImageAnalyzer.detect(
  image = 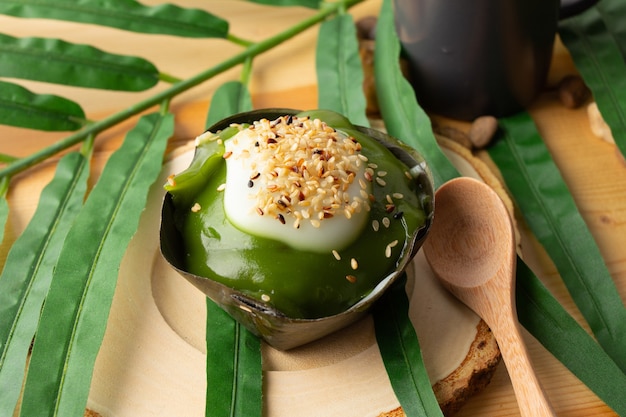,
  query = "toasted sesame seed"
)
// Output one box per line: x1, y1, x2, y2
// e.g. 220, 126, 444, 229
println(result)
382, 217, 391, 228
385, 245, 392, 258
332, 250, 341, 260
217, 183, 226, 191
346, 275, 357, 283
386, 194, 394, 204
376, 177, 387, 186
393, 192, 404, 199
191, 203, 201, 213
350, 258, 358, 270
372, 219, 380, 231
261, 294, 271, 302
377, 170, 388, 177
223, 151, 233, 159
